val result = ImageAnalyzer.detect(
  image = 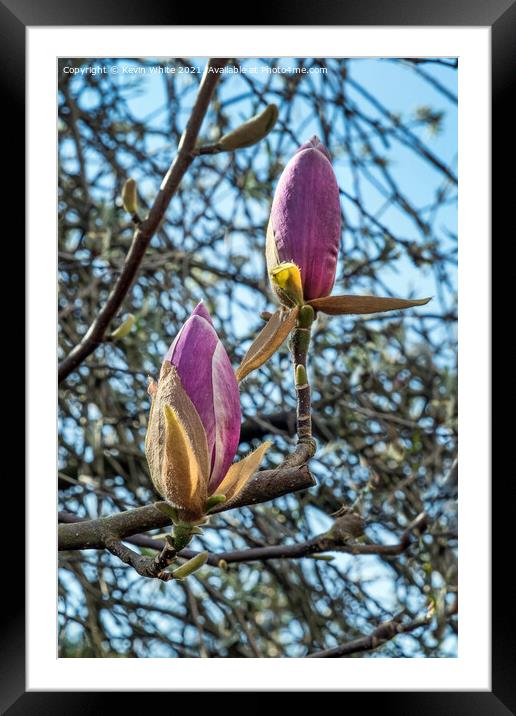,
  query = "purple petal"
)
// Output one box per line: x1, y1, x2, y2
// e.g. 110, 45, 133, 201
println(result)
208, 342, 241, 493
191, 301, 213, 324
165, 314, 218, 464
165, 304, 241, 492
295, 135, 332, 162
165, 303, 213, 367
268, 136, 341, 301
